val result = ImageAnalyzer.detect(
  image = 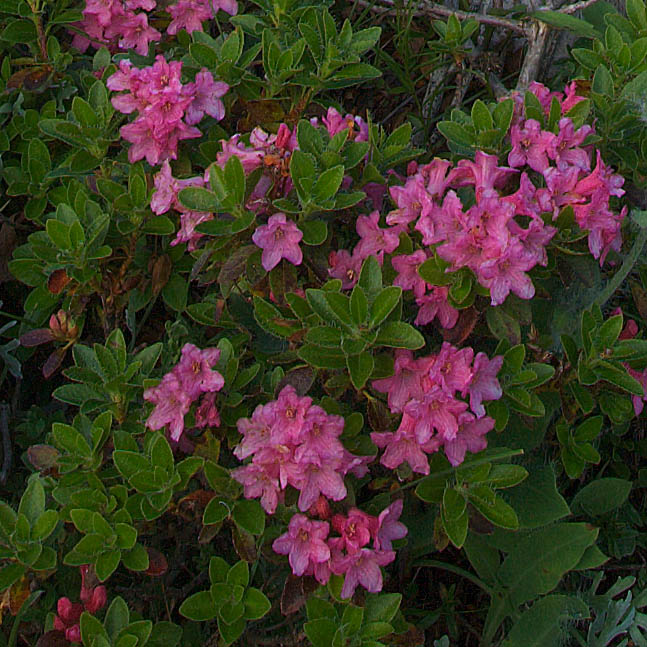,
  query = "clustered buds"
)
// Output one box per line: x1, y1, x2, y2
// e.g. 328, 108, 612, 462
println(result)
54, 566, 107, 642
107, 57, 228, 165
143, 343, 224, 441
371, 344, 503, 473
231, 386, 371, 514
272, 499, 407, 598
